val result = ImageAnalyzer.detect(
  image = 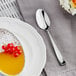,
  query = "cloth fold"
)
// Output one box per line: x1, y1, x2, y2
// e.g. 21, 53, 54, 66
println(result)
17, 0, 76, 76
